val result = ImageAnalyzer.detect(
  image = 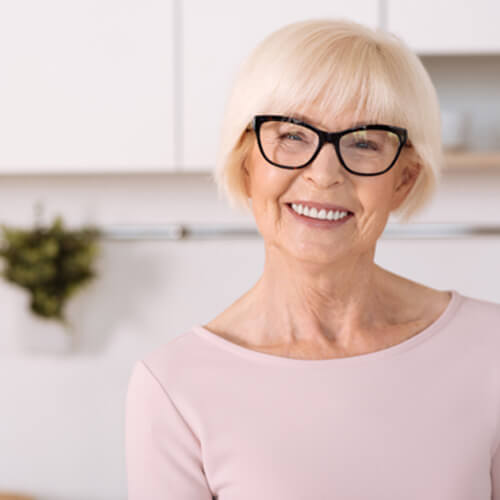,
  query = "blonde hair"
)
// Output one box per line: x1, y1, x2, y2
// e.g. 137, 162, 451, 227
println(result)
212, 18, 443, 223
